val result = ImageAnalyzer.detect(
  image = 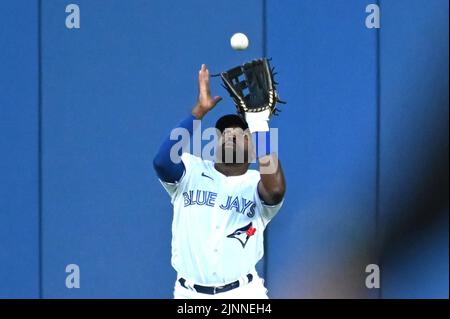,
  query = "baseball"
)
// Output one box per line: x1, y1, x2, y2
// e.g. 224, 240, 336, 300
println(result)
230, 33, 249, 50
